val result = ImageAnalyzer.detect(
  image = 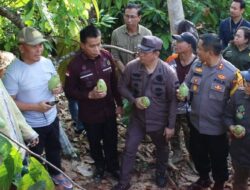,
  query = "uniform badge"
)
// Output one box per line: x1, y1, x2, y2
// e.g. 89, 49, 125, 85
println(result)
214, 84, 222, 91
217, 63, 224, 70
217, 74, 226, 80
236, 105, 245, 120
193, 84, 198, 92
194, 78, 199, 84
195, 67, 203, 73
